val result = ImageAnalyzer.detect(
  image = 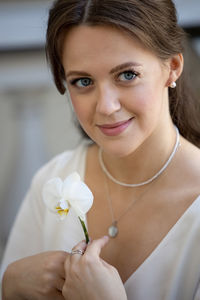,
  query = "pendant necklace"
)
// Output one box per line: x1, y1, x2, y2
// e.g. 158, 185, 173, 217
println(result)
98, 126, 181, 238
103, 175, 157, 238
